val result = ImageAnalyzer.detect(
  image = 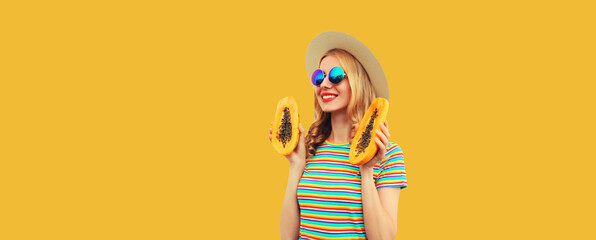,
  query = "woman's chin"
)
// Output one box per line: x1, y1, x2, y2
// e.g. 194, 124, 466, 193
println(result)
318, 98, 348, 113
321, 105, 346, 113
